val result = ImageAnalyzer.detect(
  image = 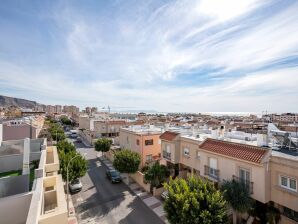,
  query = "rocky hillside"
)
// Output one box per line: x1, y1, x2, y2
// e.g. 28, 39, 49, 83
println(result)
0, 95, 38, 108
